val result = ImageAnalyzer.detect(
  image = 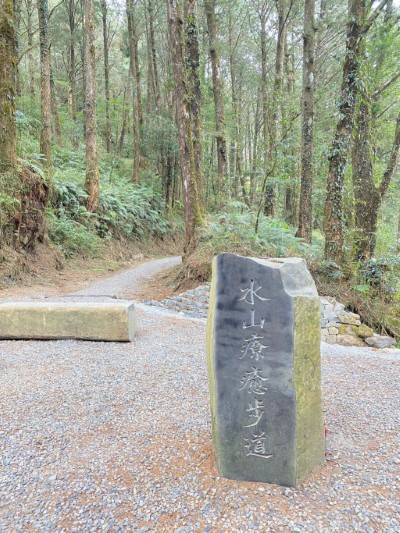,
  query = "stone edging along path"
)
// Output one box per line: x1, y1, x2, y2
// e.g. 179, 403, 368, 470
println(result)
144, 283, 397, 348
